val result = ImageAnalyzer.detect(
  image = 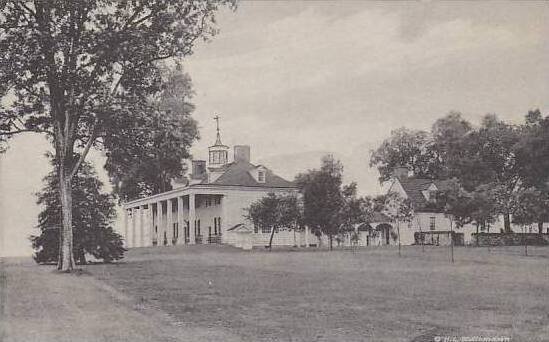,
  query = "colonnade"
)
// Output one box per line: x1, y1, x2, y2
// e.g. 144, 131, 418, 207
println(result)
123, 193, 199, 248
